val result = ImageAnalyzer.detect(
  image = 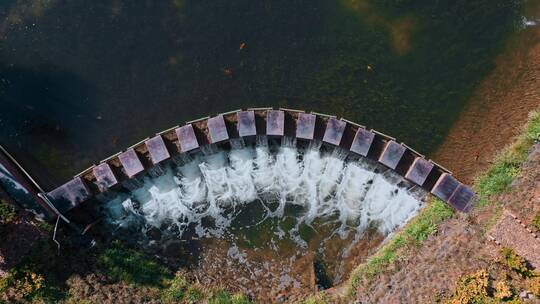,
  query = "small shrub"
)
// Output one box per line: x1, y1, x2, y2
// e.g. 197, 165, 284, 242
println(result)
208, 290, 233, 304
185, 285, 204, 303
98, 243, 172, 286
529, 276, 540, 296
161, 273, 189, 303
494, 280, 512, 300
0, 199, 16, 224
231, 293, 252, 304
446, 270, 489, 304
302, 292, 332, 304
533, 212, 540, 231
500, 247, 532, 277
0, 268, 62, 302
